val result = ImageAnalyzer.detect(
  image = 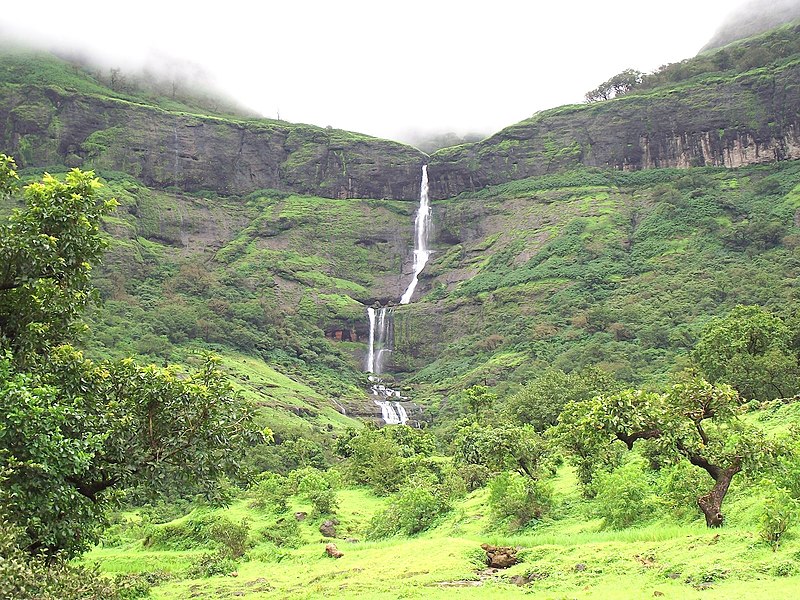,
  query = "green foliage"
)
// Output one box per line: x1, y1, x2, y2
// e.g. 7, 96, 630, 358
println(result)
693, 305, 799, 401
759, 484, 799, 551
585, 68, 644, 102
0, 153, 19, 197
367, 479, 452, 539
185, 550, 238, 579
336, 426, 436, 494
594, 458, 658, 529
144, 512, 249, 560
289, 466, 339, 515
249, 473, 290, 512
457, 463, 492, 491
505, 367, 621, 431
0, 519, 120, 599
0, 162, 118, 359
488, 471, 553, 530
260, 516, 303, 548
0, 349, 262, 557
453, 422, 550, 480
460, 384, 497, 420
656, 460, 707, 520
